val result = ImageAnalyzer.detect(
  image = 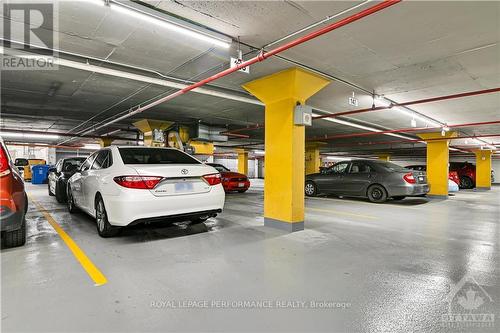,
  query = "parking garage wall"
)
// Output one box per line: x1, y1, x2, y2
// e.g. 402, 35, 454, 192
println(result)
213, 158, 256, 178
